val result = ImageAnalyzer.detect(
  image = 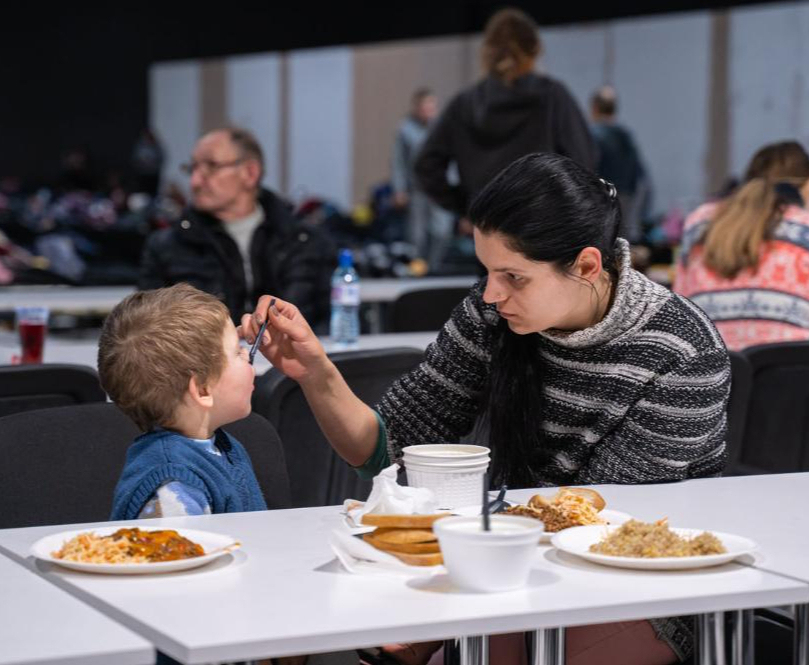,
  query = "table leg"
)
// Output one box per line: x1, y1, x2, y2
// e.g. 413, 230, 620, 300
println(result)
696, 612, 731, 665
795, 604, 808, 665
697, 614, 709, 665
697, 614, 717, 665
459, 635, 488, 665
712, 612, 727, 665
529, 628, 565, 665
730, 609, 754, 665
